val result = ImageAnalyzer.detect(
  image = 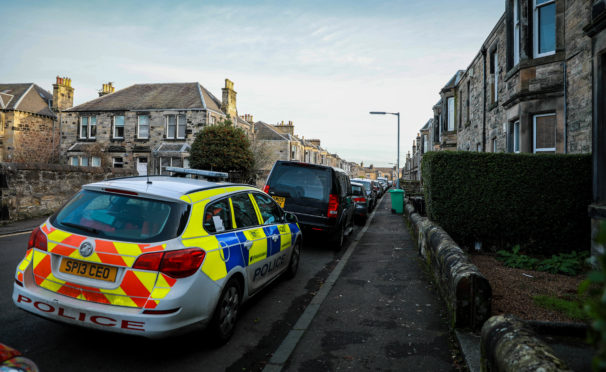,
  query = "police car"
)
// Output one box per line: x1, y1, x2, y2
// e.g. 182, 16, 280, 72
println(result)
12, 168, 302, 342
